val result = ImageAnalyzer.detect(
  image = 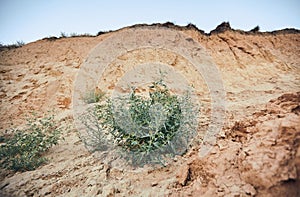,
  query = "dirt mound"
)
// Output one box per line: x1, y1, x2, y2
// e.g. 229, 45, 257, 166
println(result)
0, 23, 299, 196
